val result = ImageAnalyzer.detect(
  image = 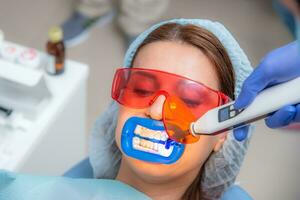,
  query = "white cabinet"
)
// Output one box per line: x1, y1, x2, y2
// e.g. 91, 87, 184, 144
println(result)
0, 42, 89, 175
